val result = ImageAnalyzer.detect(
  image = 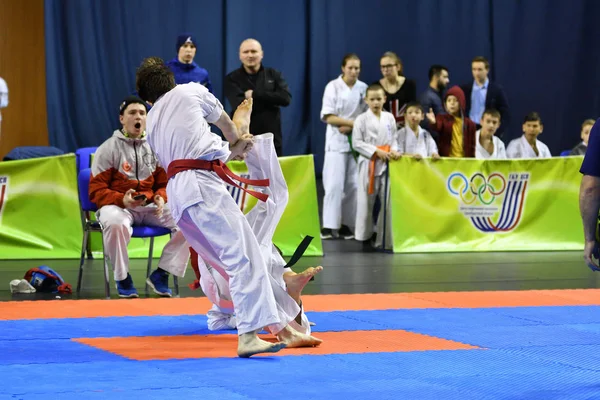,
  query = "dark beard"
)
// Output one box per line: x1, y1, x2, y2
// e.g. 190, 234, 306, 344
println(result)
436, 81, 446, 92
